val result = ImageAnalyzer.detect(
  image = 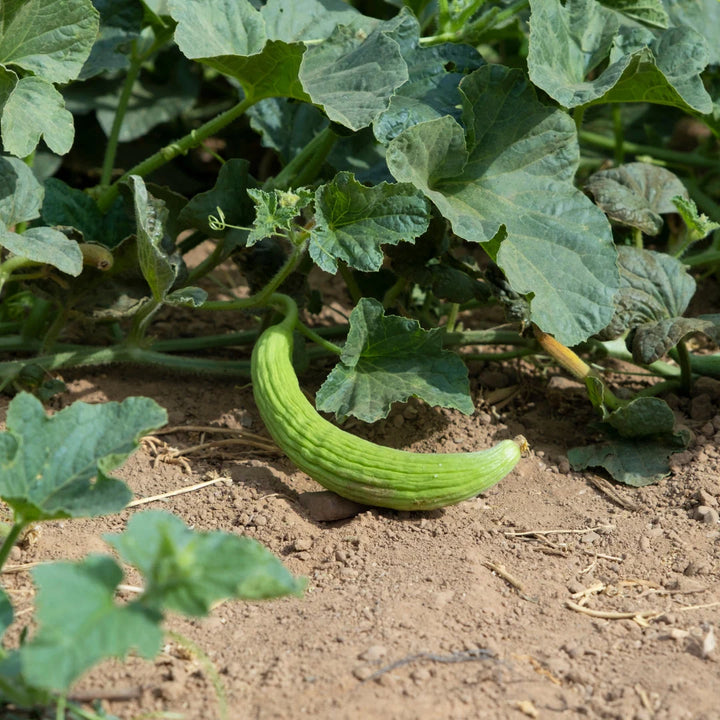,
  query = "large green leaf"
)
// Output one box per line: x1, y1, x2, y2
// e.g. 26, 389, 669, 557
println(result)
79, 0, 144, 79
0, 74, 74, 157
594, 246, 716, 363
585, 162, 689, 235
599, 0, 668, 28
662, 0, 720, 65
386, 64, 618, 346
0, 393, 167, 523
106, 510, 305, 615
569, 428, 688, 486
299, 22, 408, 130
20, 555, 163, 692
0, 226, 83, 276
0, 0, 98, 84
310, 172, 429, 273
372, 10, 485, 144
170, 0, 266, 58
262, 0, 372, 41
0, 155, 43, 227
316, 297, 474, 422
527, 0, 712, 114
